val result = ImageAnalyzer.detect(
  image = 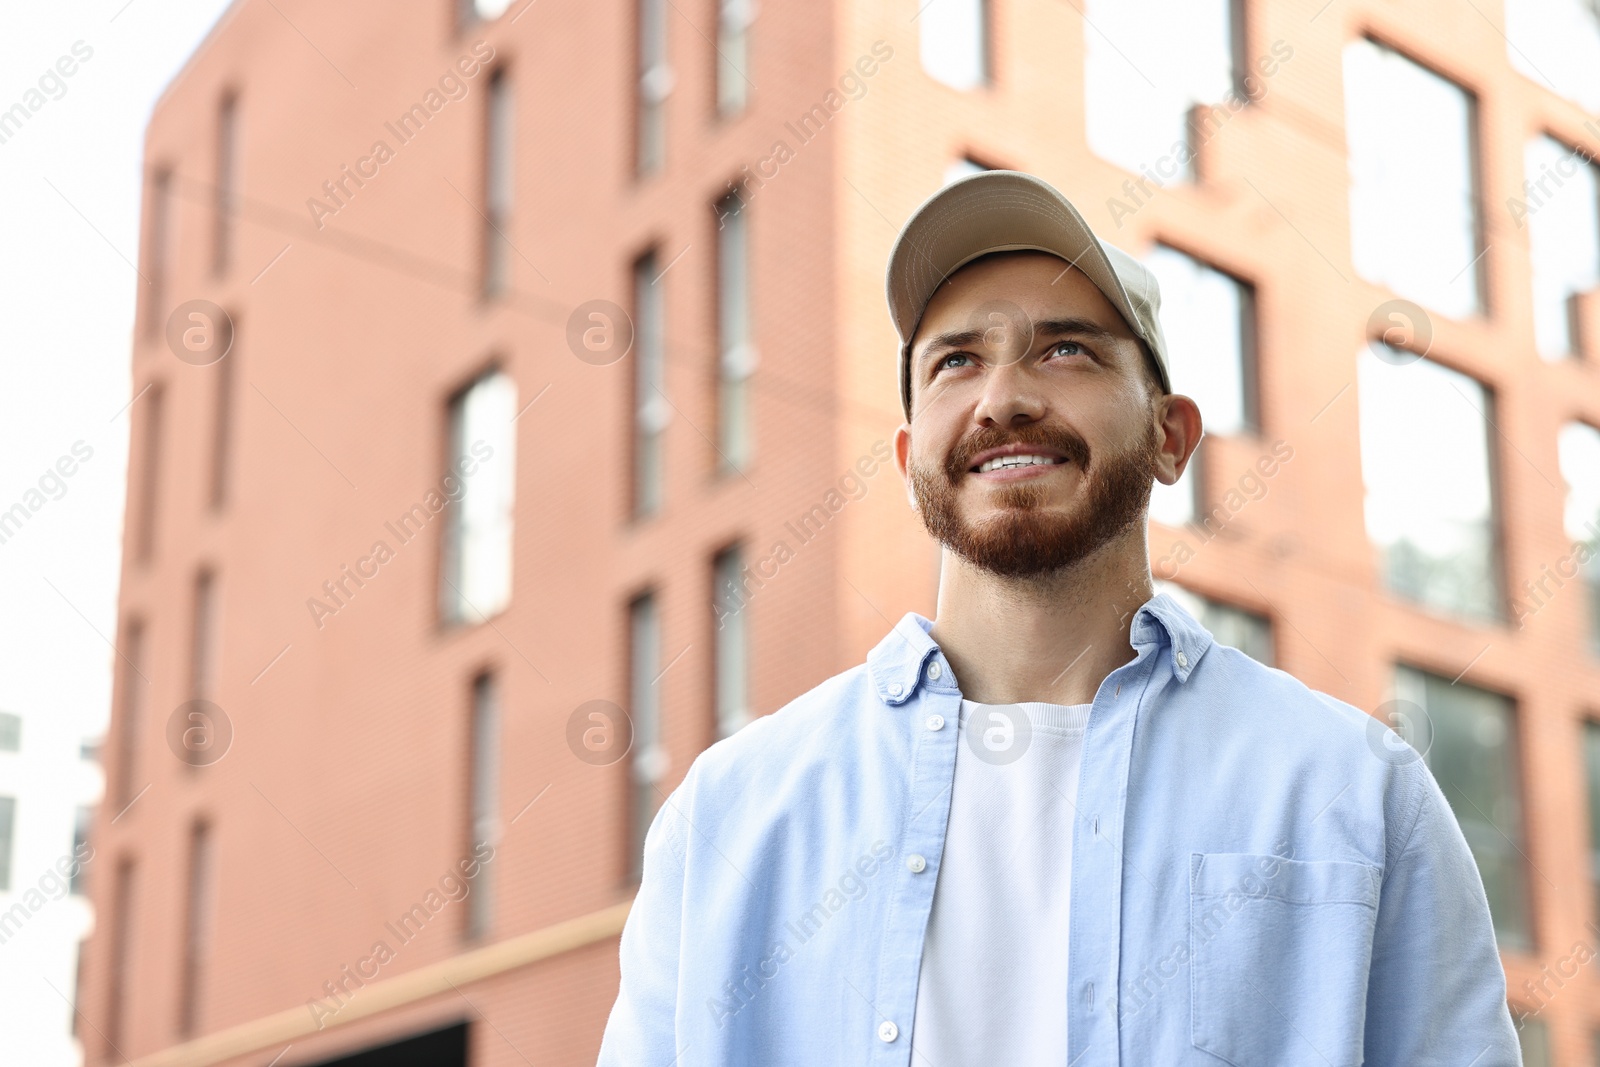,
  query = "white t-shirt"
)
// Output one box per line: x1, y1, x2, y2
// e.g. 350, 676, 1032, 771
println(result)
910, 698, 1092, 1065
